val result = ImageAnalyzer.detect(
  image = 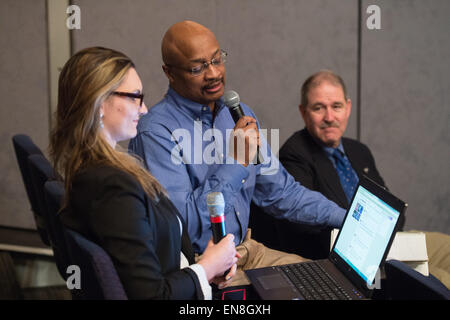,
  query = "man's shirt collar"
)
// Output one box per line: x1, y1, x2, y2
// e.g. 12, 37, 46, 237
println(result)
323, 142, 345, 158
166, 86, 226, 121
